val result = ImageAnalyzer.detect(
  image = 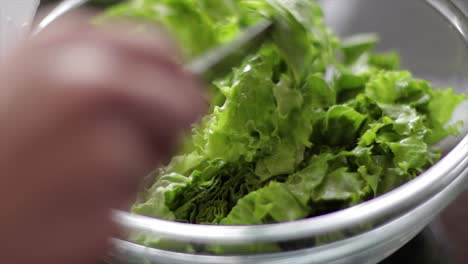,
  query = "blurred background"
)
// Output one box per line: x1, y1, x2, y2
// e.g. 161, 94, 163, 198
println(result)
40, 0, 122, 7
35, 1, 468, 264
